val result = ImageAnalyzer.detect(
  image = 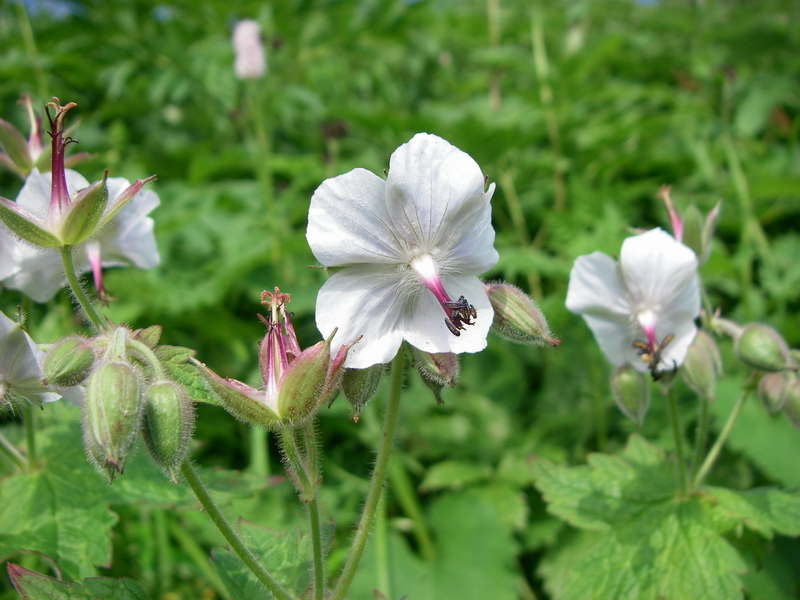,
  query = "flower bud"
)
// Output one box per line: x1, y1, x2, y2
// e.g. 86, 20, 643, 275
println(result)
341, 364, 385, 419
82, 362, 144, 481
142, 381, 194, 483
680, 204, 704, 259
485, 282, 560, 346
758, 371, 794, 416
783, 379, 800, 430
734, 323, 792, 372
42, 336, 95, 387
411, 348, 459, 405
274, 340, 331, 425
611, 365, 650, 427
133, 325, 162, 349
680, 330, 722, 400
